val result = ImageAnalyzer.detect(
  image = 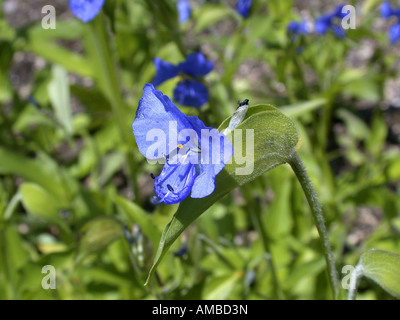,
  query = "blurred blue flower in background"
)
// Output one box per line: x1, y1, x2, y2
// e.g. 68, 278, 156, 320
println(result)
132, 84, 232, 204
389, 23, 400, 44
288, 20, 309, 35
153, 52, 214, 108
381, 2, 400, 44
287, 20, 309, 41
236, 0, 252, 18
69, 0, 105, 23
315, 4, 346, 38
173, 80, 209, 108
381, 1, 400, 19
177, 0, 191, 23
